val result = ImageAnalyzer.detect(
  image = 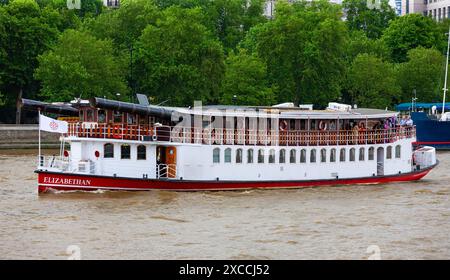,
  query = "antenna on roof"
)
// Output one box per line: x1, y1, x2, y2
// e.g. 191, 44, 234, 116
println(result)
156, 99, 170, 106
